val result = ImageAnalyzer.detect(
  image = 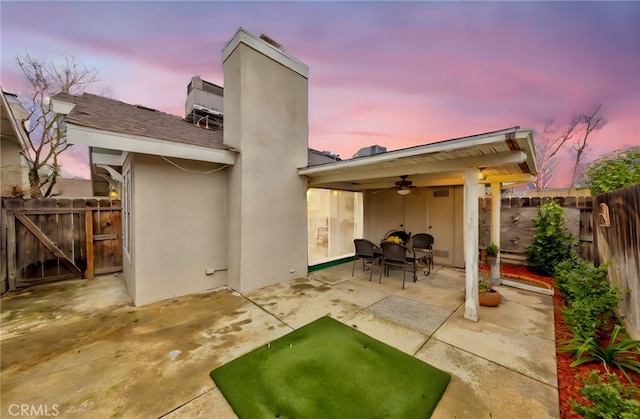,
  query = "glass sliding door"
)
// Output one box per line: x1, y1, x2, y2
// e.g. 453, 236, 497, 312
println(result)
307, 189, 362, 266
